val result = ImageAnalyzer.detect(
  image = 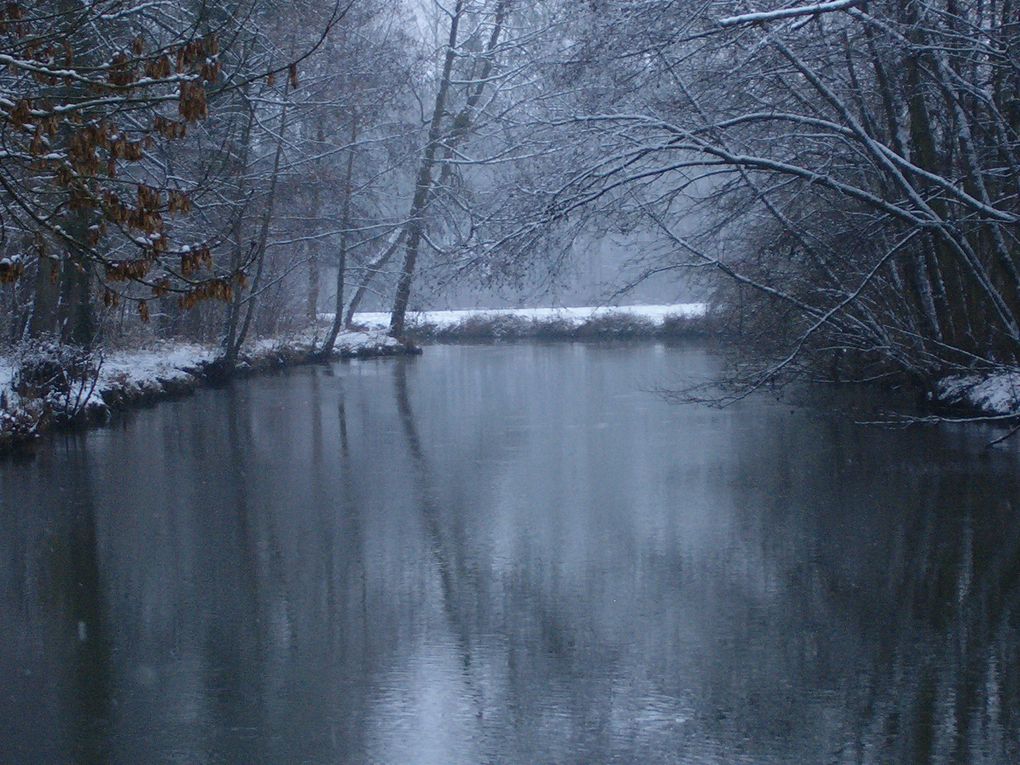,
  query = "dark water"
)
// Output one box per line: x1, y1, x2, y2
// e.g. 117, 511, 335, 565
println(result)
2, 343, 1020, 764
